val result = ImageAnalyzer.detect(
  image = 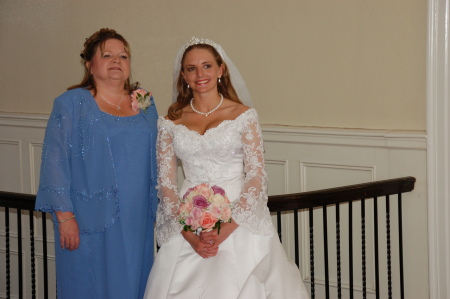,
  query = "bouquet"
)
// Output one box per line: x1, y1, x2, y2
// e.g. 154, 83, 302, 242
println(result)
178, 183, 232, 235
130, 88, 152, 113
